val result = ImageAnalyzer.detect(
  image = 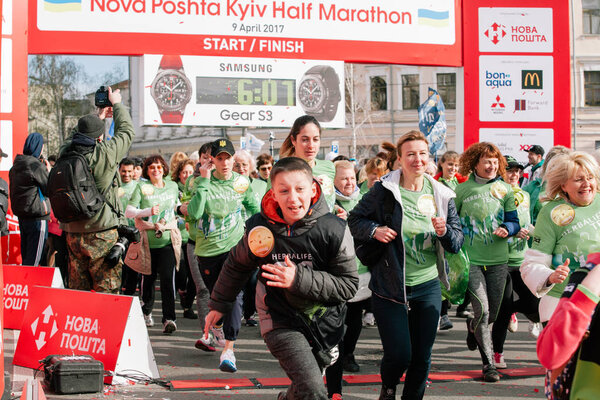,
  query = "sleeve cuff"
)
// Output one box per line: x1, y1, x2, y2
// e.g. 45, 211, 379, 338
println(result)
576, 284, 600, 304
